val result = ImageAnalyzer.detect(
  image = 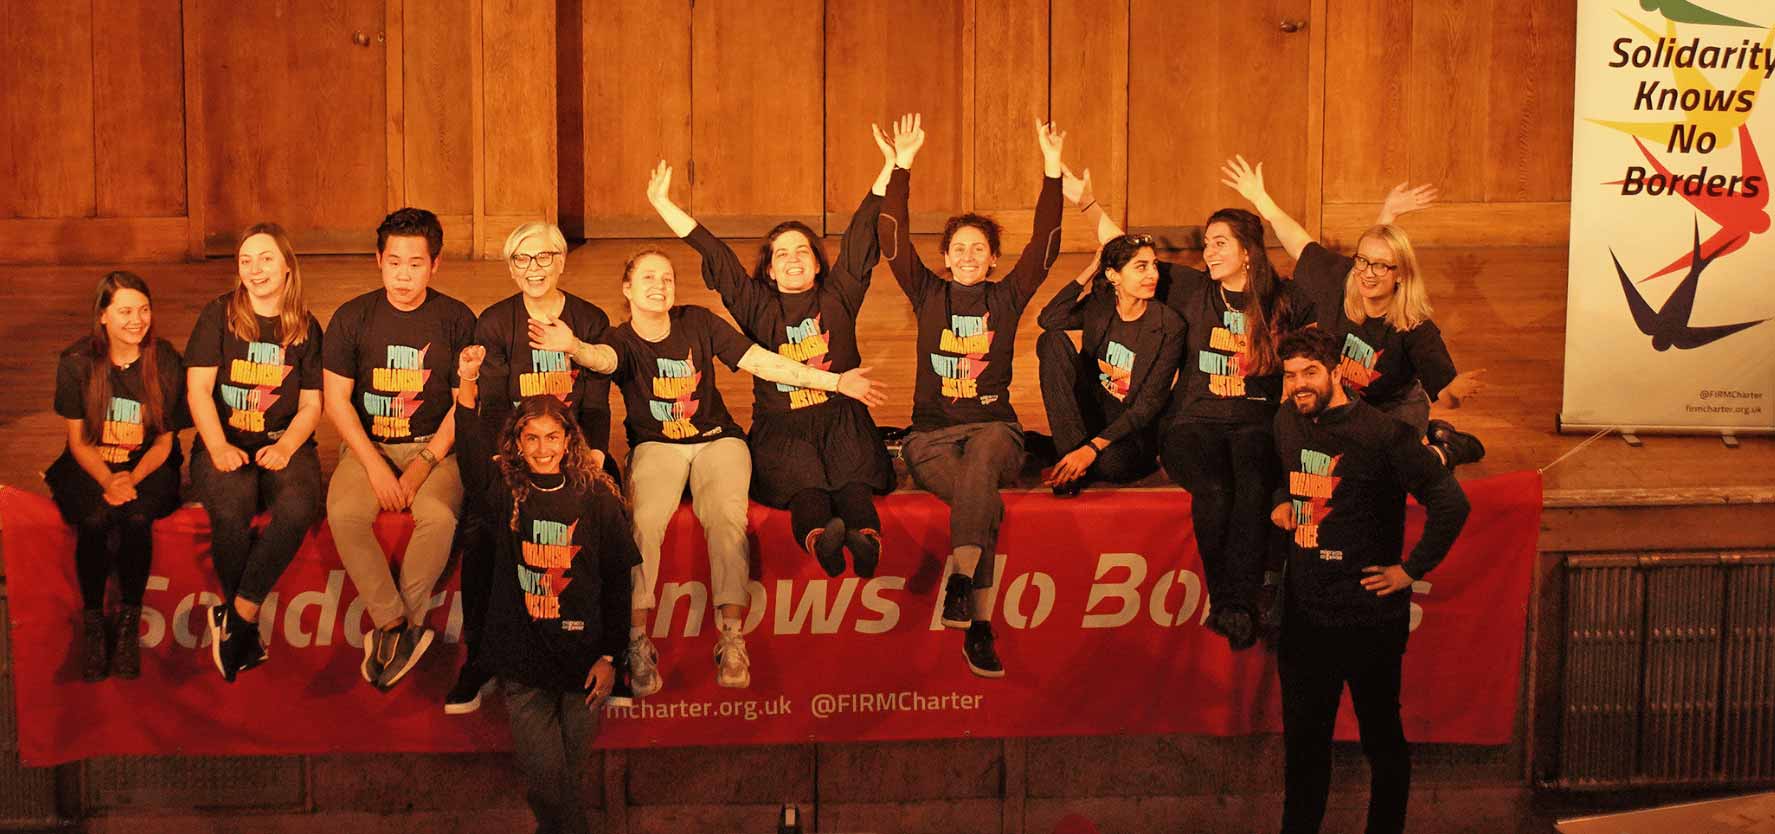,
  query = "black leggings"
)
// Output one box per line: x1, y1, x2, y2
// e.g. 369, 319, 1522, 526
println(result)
46, 452, 181, 612
1160, 420, 1278, 616
788, 482, 880, 547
